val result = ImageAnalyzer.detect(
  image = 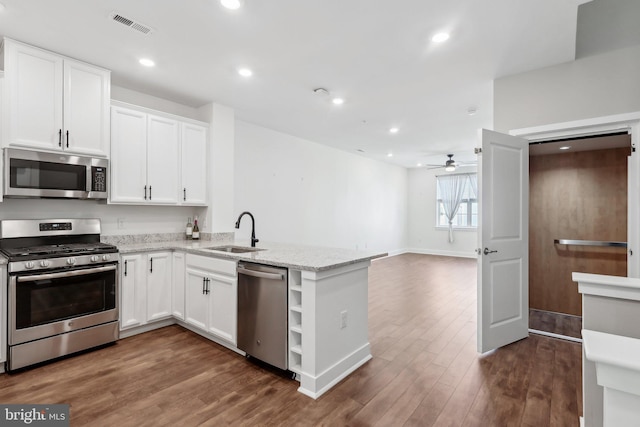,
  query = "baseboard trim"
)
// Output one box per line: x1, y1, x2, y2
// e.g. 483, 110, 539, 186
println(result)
119, 318, 176, 338
297, 343, 372, 399
402, 248, 478, 259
